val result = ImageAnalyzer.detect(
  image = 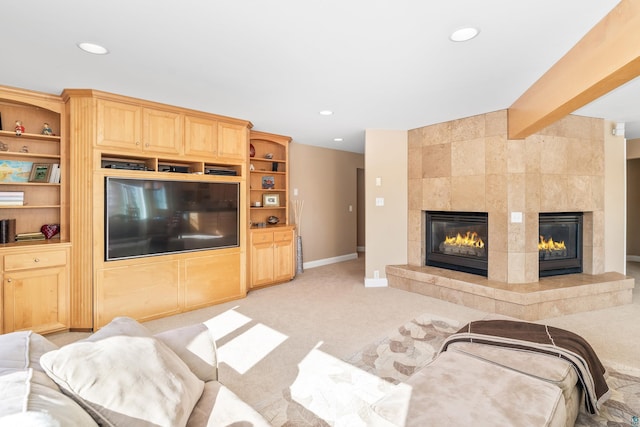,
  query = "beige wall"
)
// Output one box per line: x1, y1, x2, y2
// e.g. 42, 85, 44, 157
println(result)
364, 129, 408, 286
357, 168, 365, 249
289, 142, 364, 266
627, 138, 640, 257
604, 120, 626, 273
627, 138, 640, 159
